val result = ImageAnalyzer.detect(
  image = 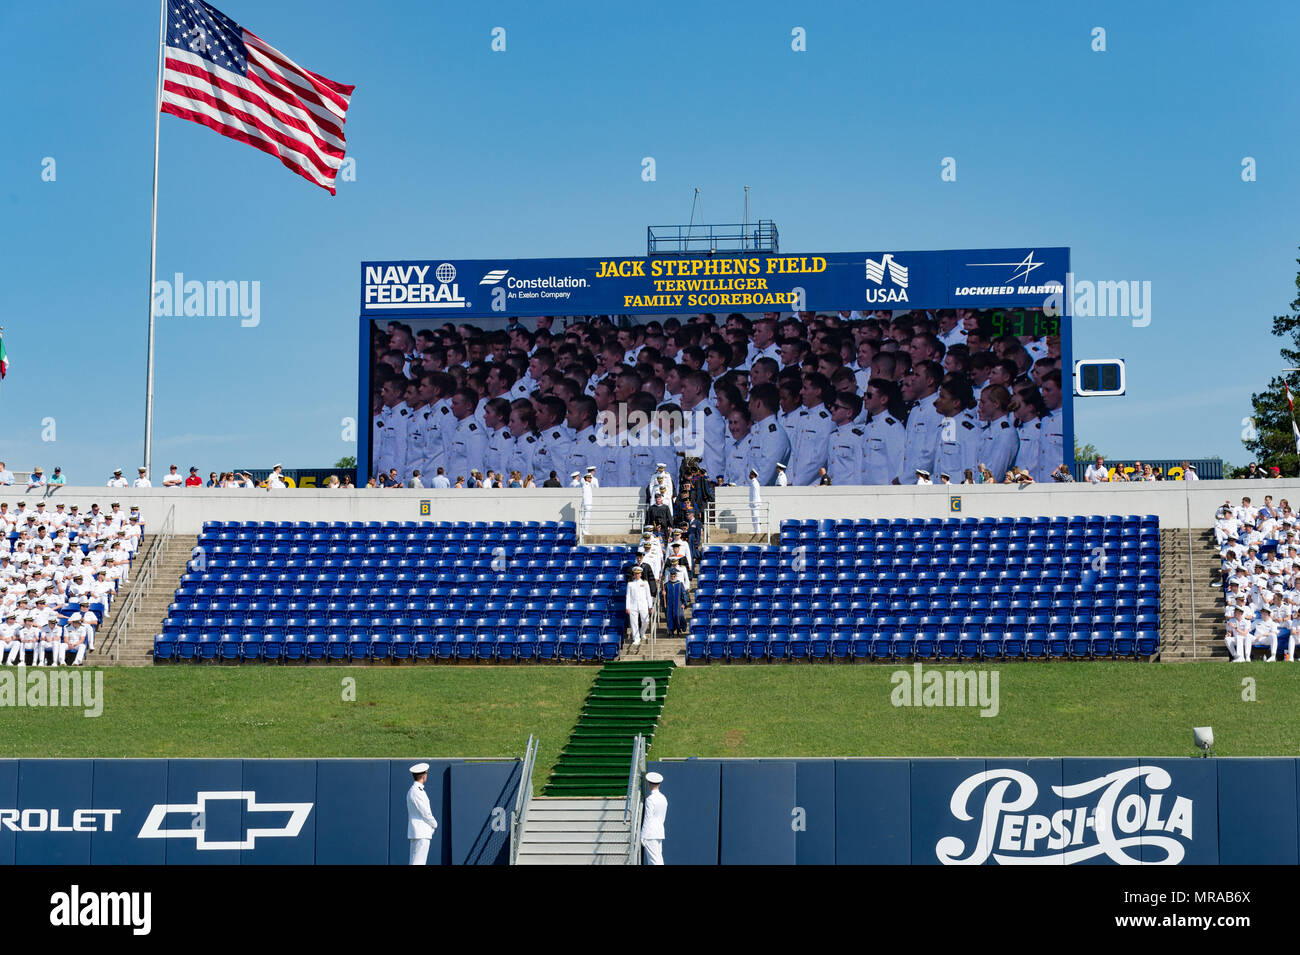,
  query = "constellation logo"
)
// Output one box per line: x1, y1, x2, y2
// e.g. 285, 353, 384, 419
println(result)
864, 254, 909, 303
954, 252, 1063, 298
138, 791, 313, 850
480, 269, 509, 285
